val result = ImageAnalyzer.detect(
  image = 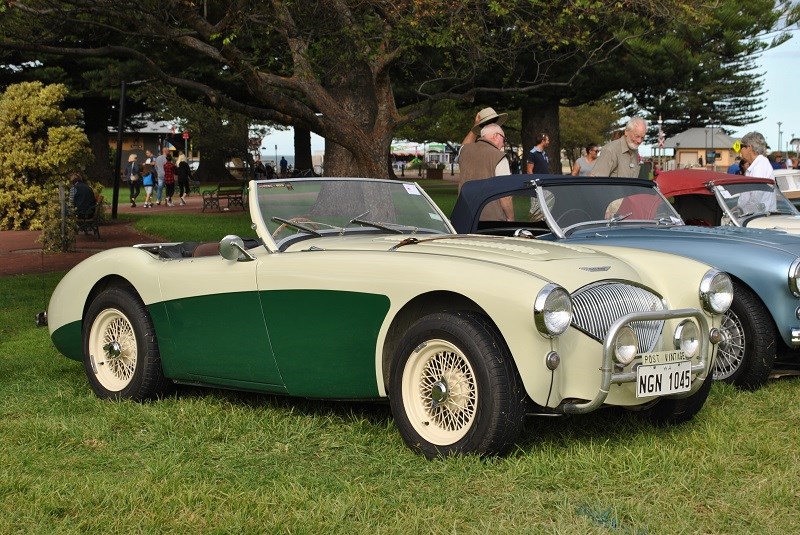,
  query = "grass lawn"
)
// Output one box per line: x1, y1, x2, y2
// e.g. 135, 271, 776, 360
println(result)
4, 179, 800, 532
